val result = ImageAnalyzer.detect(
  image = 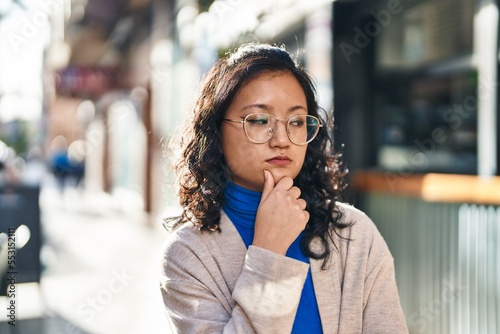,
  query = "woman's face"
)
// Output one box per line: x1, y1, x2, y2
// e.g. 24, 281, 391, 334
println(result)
221, 72, 308, 192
